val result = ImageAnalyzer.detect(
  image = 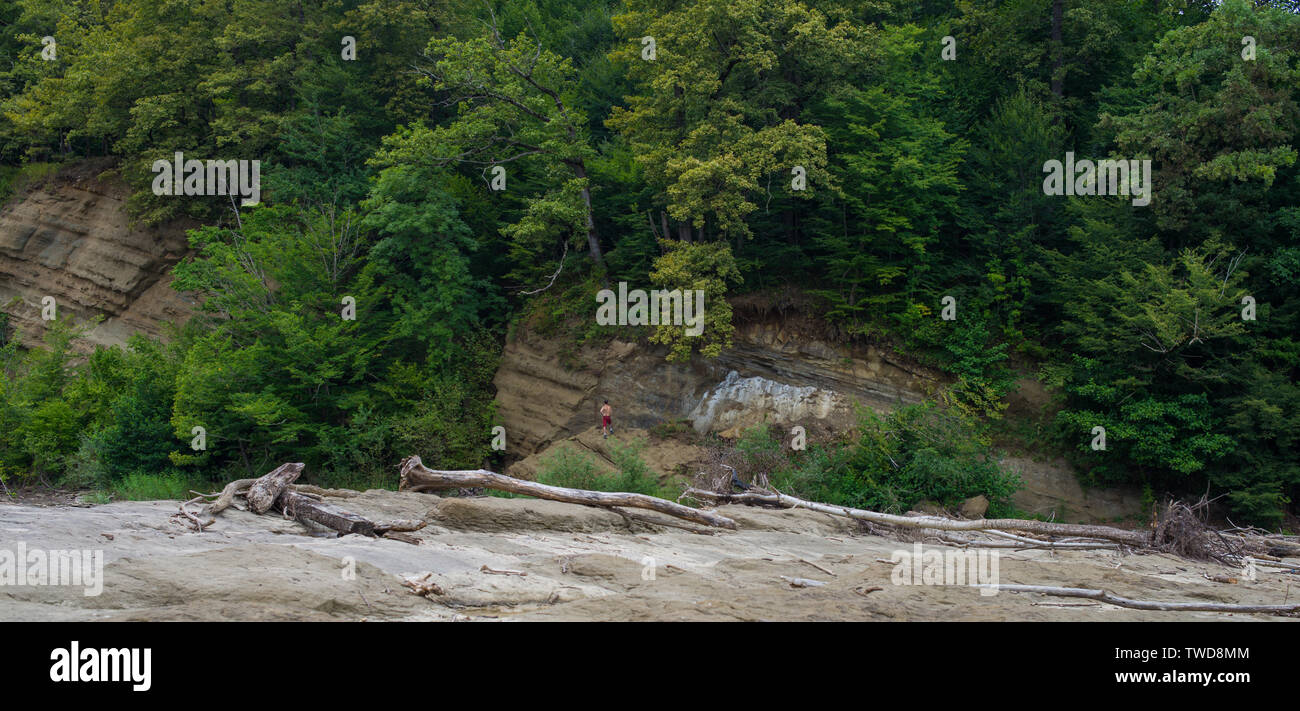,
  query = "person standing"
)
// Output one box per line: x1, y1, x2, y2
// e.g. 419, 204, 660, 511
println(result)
600, 400, 613, 438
